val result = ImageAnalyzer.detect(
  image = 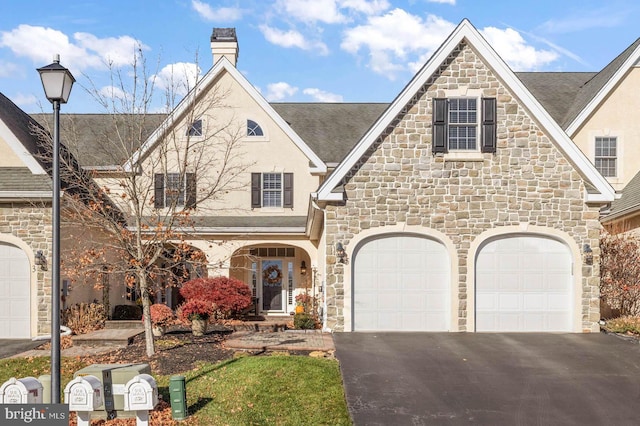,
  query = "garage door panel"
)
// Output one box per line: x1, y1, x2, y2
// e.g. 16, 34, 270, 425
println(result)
354, 235, 449, 331
476, 236, 572, 332
0, 243, 30, 338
